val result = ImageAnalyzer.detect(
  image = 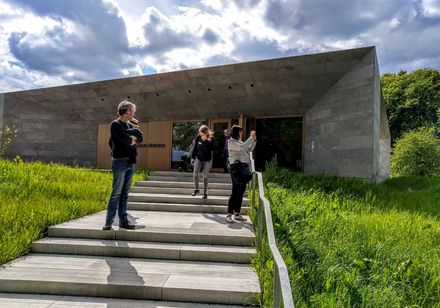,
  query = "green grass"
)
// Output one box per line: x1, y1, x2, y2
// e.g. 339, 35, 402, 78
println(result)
0, 159, 146, 265
251, 162, 440, 307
